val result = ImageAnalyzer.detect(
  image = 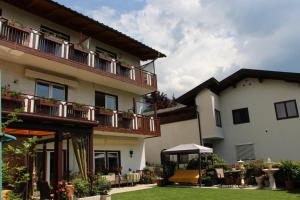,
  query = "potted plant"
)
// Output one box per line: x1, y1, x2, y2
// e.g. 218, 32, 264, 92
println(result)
280, 161, 299, 190
97, 177, 111, 200
66, 182, 74, 200
246, 160, 265, 189
56, 180, 67, 200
